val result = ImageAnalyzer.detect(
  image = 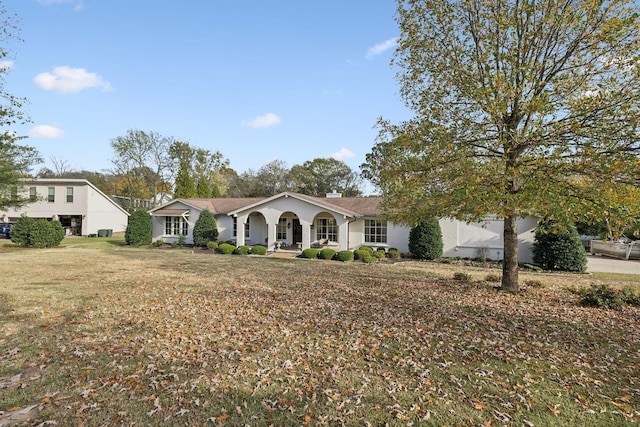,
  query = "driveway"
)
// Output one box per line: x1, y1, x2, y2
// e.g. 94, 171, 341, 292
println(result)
587, 255, 640, 274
